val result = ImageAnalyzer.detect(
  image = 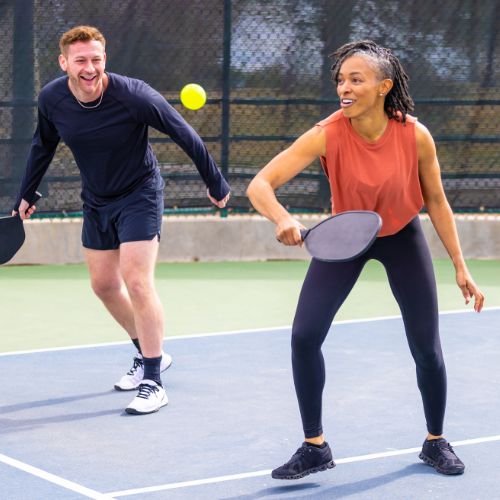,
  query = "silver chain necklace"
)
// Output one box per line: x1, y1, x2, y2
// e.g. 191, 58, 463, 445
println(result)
74, 90, 104, 109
